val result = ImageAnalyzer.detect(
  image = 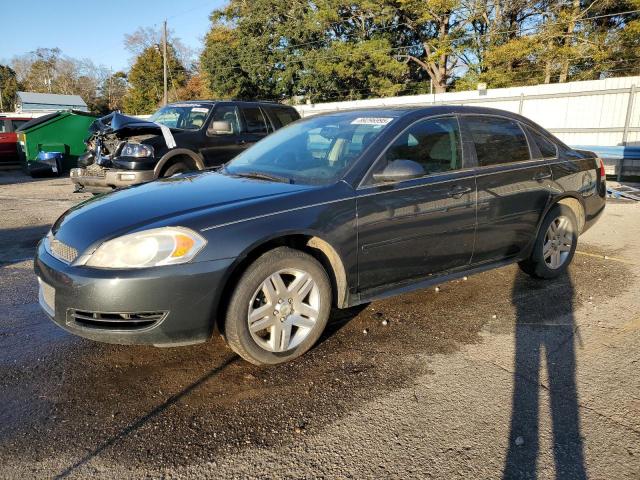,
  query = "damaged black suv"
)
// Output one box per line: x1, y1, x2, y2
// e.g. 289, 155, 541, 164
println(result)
71, 100, 300, 193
